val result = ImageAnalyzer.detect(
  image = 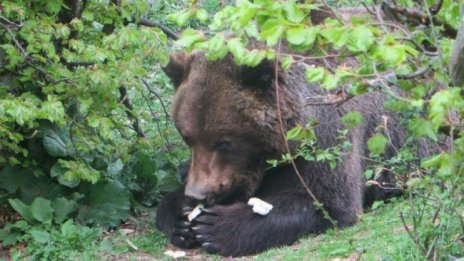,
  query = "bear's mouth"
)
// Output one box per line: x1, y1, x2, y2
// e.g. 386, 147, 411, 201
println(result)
200, 172, 261, 206
202, 185, 250, 205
